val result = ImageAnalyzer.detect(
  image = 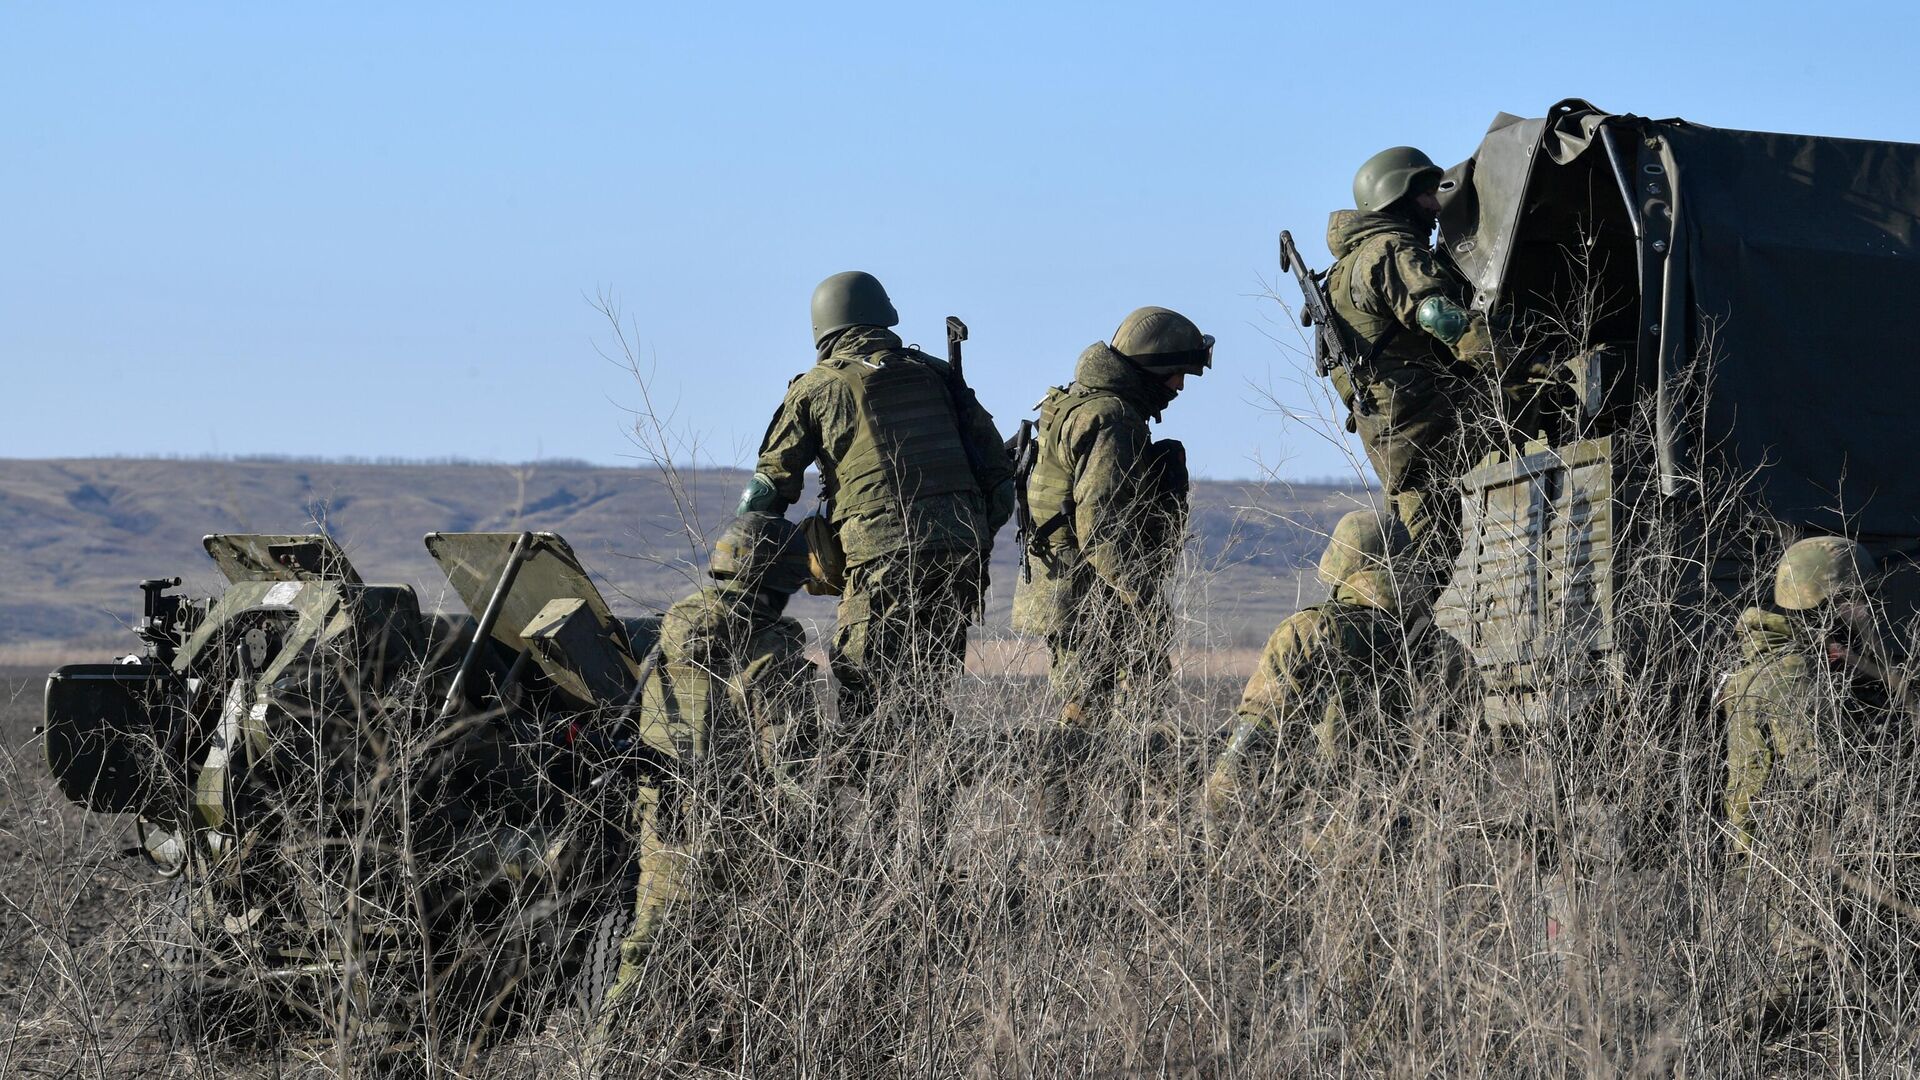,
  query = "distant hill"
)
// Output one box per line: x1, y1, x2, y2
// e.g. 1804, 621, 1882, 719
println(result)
0, 458, 1373, 659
